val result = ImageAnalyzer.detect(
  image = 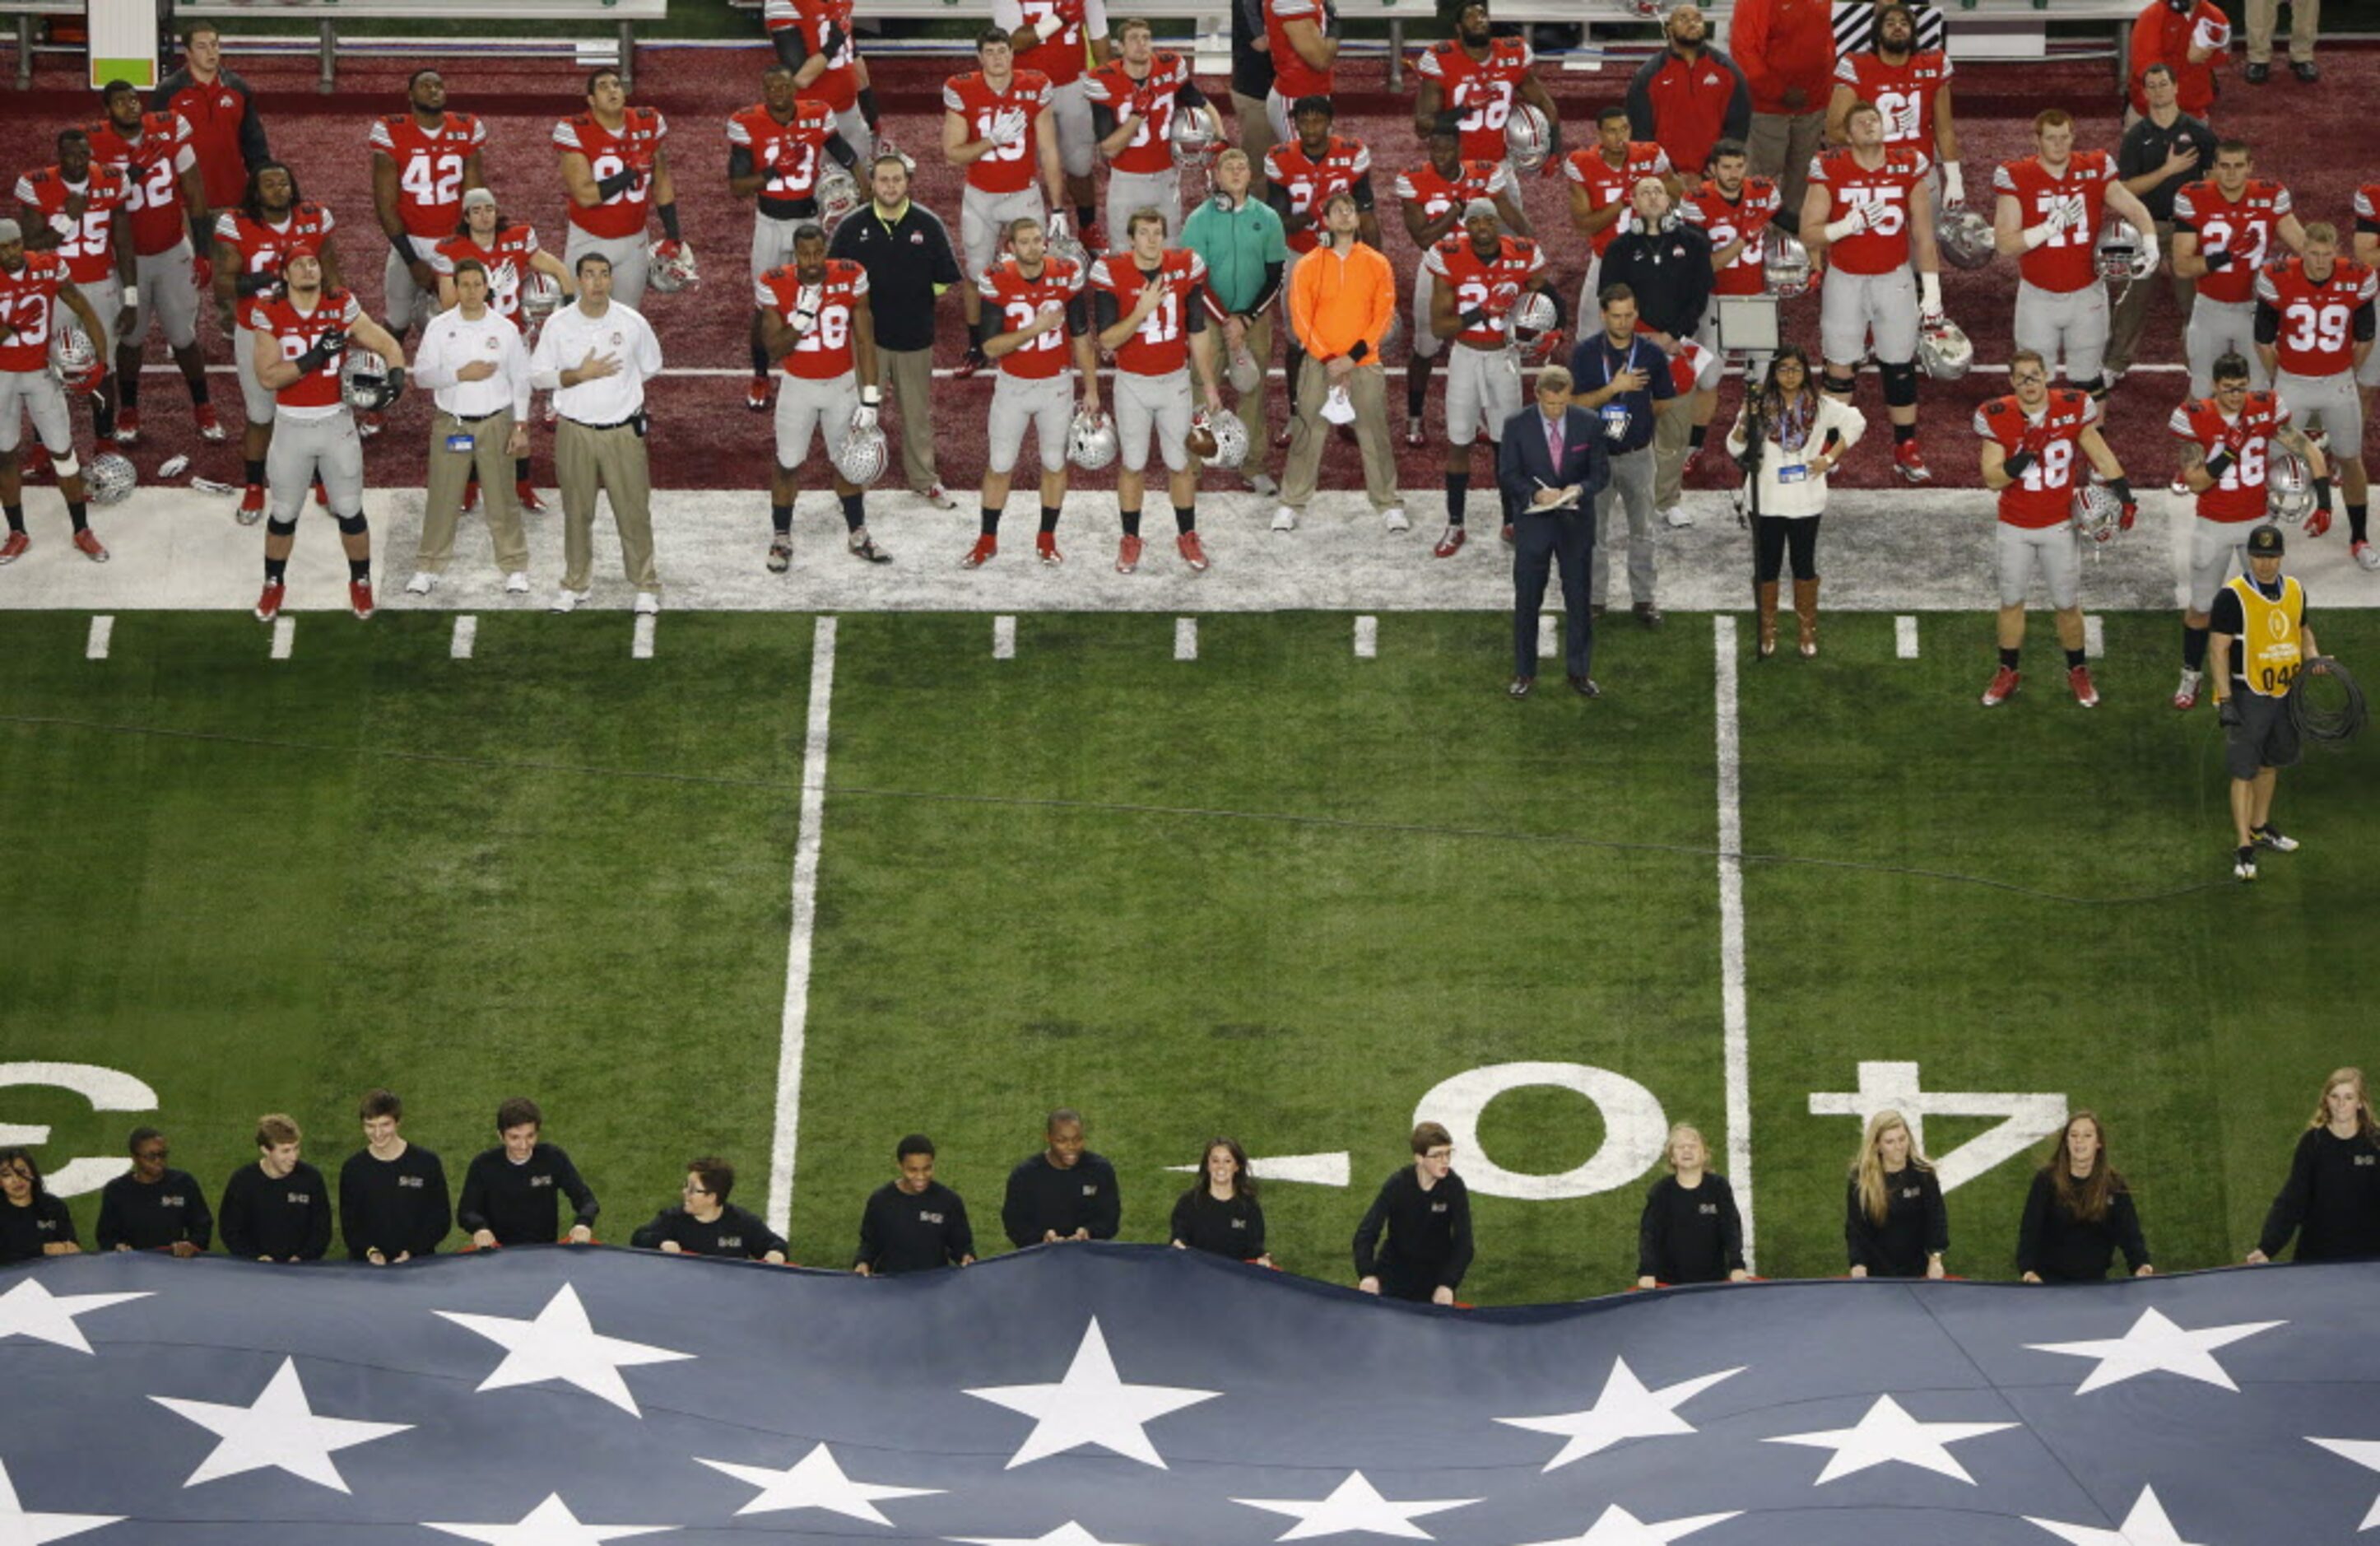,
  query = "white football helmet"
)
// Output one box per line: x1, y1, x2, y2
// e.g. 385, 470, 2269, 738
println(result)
1764, 234, 1815, 298
1916, 314, 1973, 381
2267, 444, 2316, 524
2095, 219, 2145, 283
522, 269, 565, 321
2071, 481, 2127, 544
1937, 207, 1995, 270
49, 329, 105, 395
834, 417, 887, 486
816, 165, 862, 229
1068, 407, 1119, 471
648, 241, 700, 294
1170, 108, 1221, 165
1200, 407, 1249, 468
1511, 290, 1560, 343
1504, 103, 1553, 174
85, 451, 137, 505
